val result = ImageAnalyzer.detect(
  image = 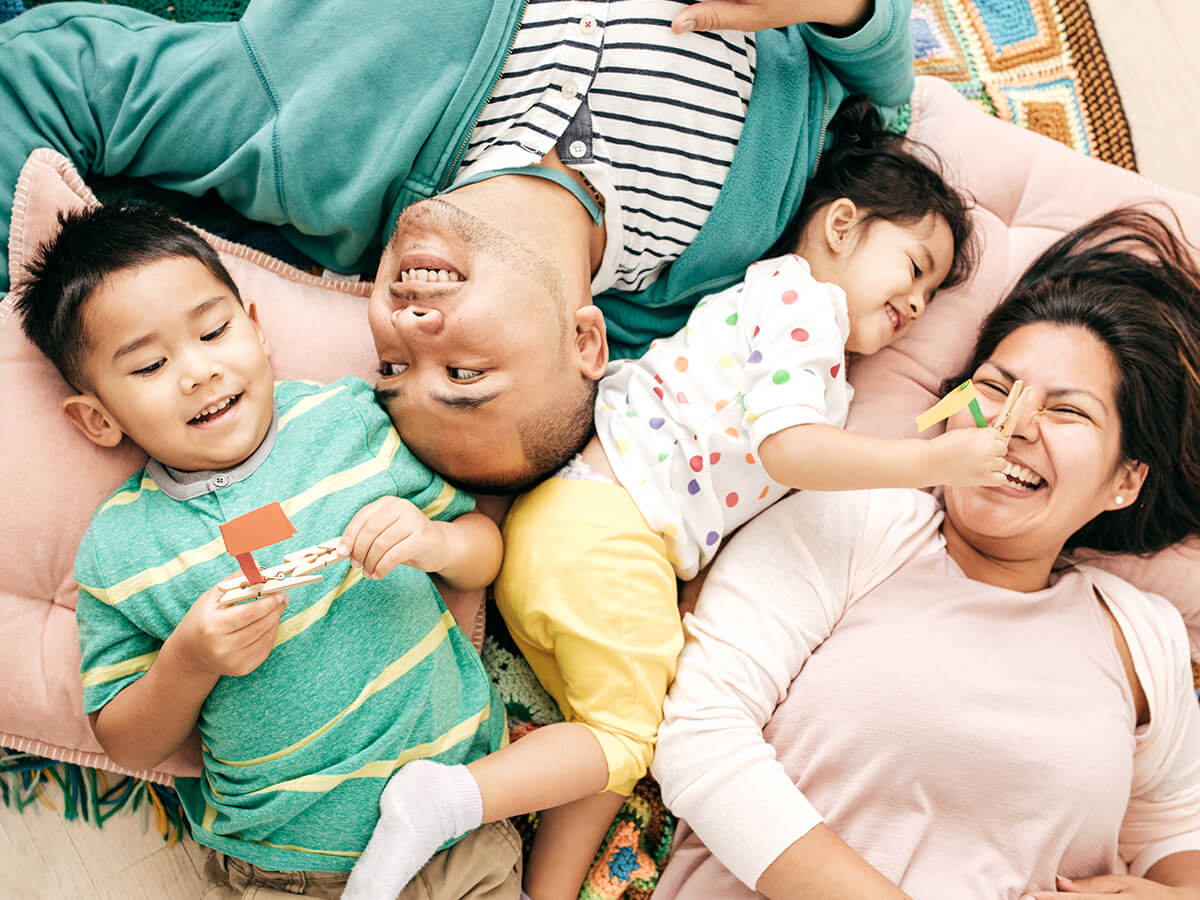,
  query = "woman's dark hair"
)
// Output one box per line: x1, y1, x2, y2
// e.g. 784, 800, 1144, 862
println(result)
770, 96, 977, 291
949, 206, 1200, 555
15, 203, 242, 390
